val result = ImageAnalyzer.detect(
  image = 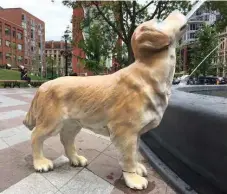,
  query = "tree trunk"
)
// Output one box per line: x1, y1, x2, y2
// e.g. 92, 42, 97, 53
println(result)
127, 43, 135, 65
